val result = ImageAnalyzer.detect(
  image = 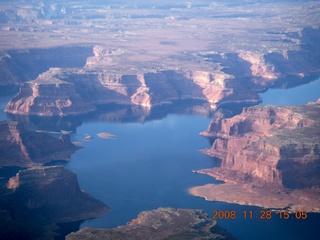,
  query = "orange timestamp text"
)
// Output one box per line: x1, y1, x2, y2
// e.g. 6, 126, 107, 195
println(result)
212, 210, 308, 220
